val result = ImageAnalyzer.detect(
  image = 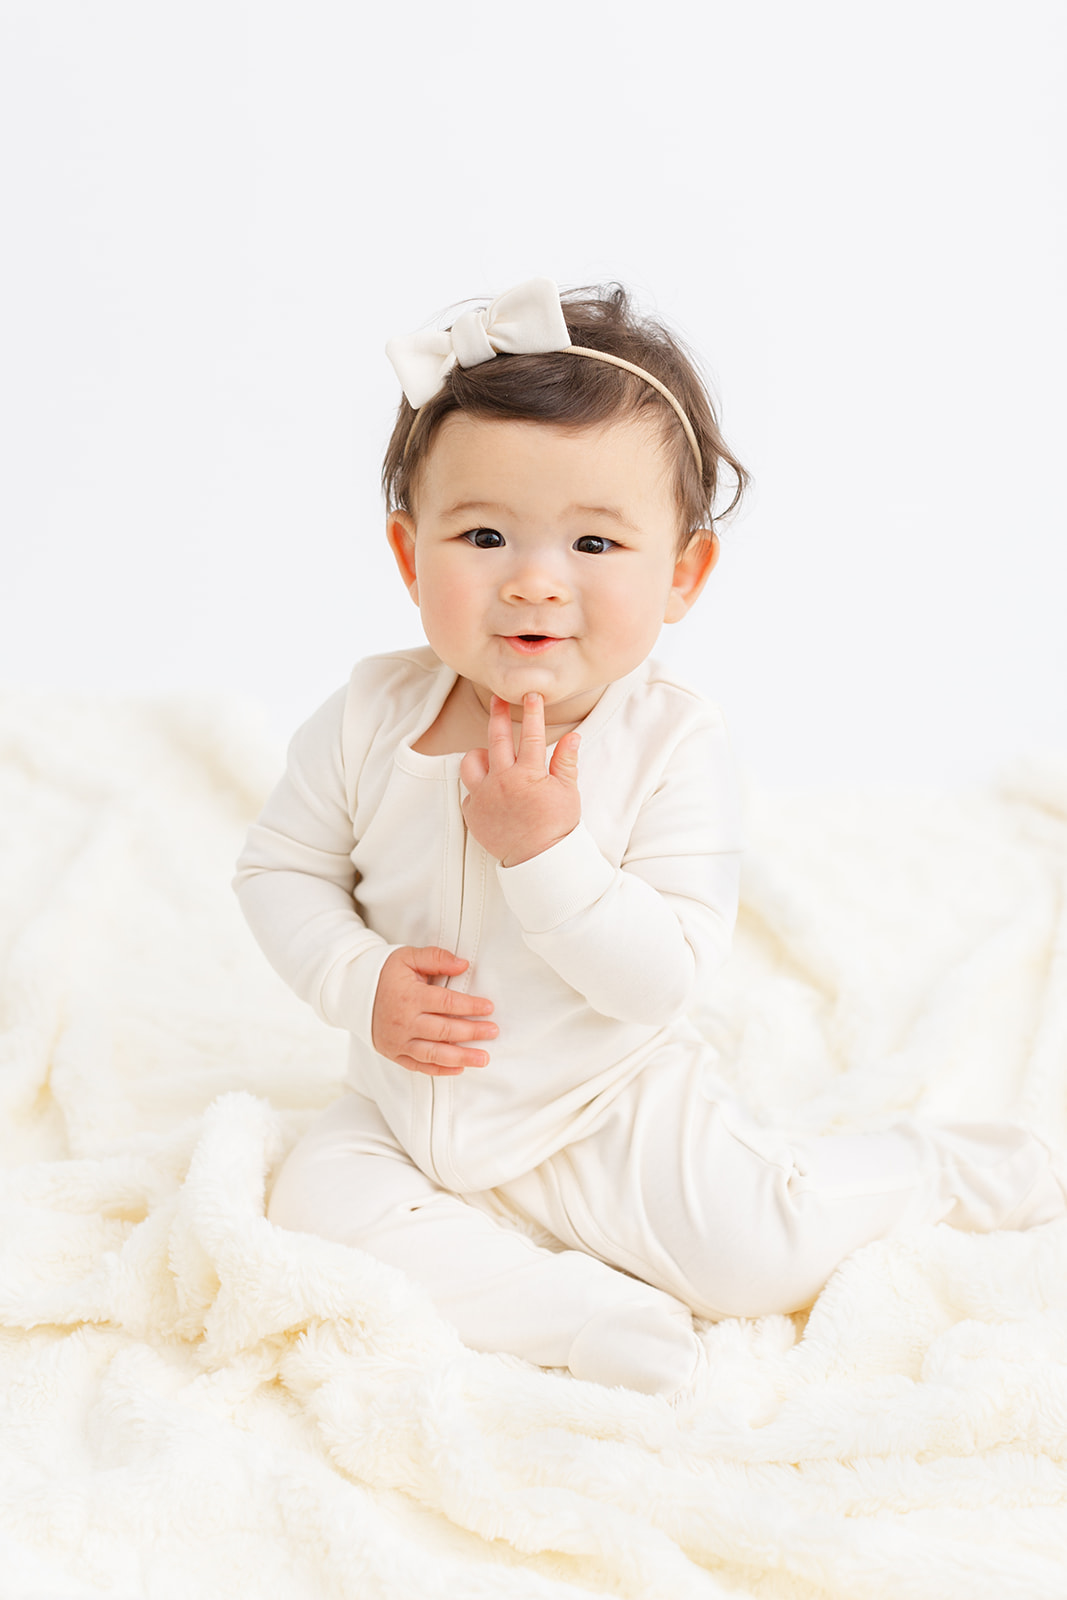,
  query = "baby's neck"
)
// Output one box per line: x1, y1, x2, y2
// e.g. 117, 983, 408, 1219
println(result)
412, 676, 586, 757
